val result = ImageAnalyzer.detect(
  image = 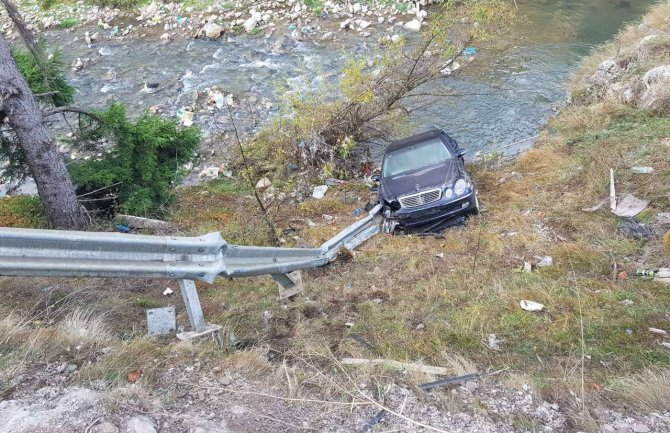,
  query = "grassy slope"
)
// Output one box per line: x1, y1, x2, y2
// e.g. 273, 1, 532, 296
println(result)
1, 1, 669, 423
173, 2, 670, 404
